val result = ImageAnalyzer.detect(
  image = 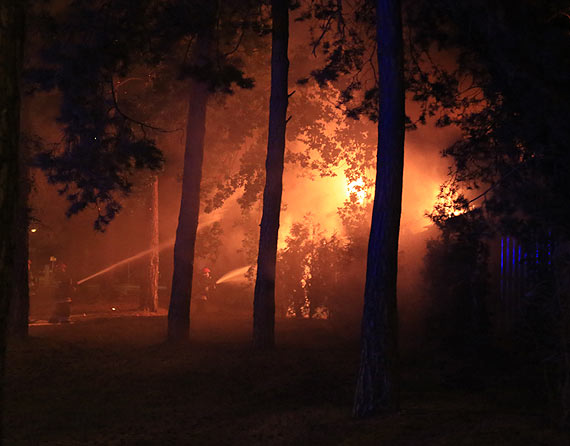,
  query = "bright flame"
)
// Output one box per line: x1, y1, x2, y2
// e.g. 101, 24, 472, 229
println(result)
30, 228, 37, 233
346, 178, 367, 204
435, 184, 469, 219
